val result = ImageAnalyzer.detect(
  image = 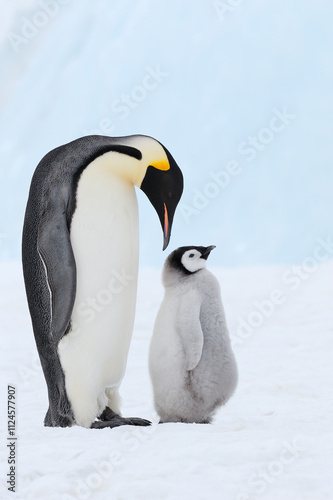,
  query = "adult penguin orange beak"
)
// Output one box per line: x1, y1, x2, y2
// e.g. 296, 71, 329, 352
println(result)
140, 146, 183, 250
